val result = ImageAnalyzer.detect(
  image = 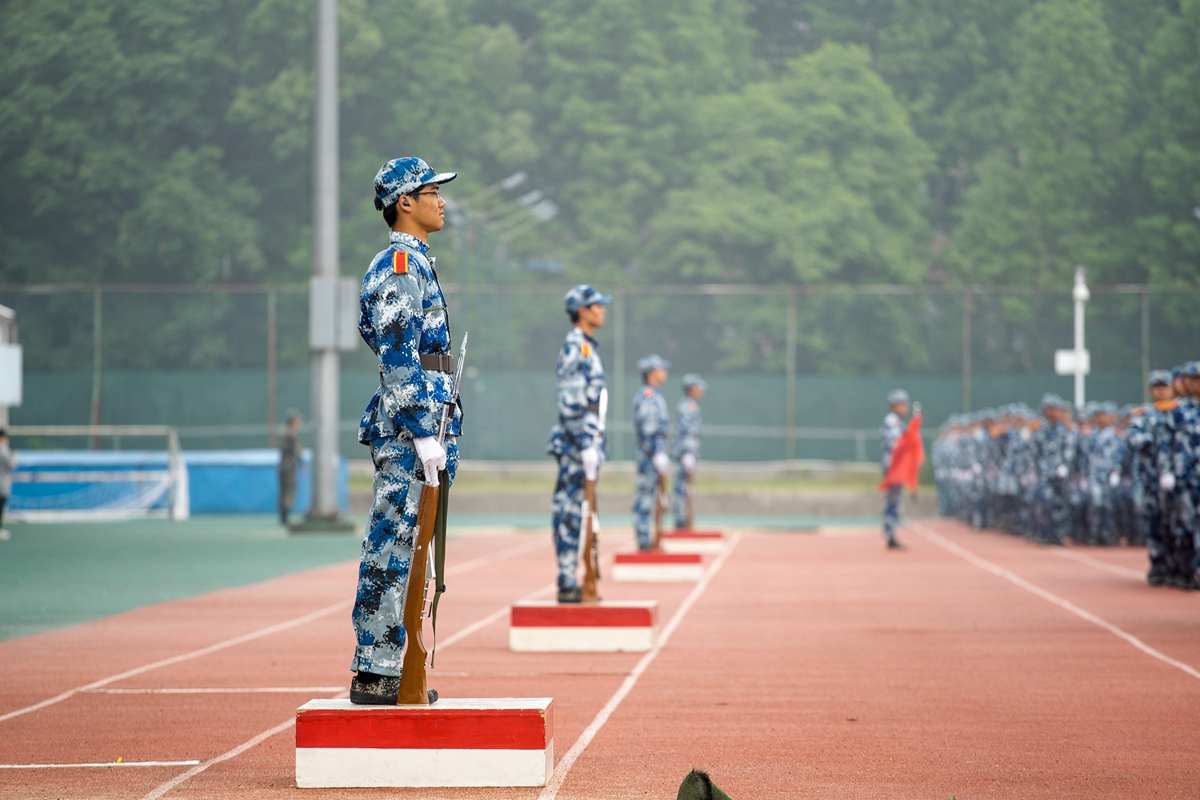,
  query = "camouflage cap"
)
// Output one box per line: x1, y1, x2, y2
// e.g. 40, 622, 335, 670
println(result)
887, 389, 910, 405
564, 284, 612, 313
1040, 392, 1067, 410
682, 373, 707, 391
373, 157, 457, 210
1147, 369, 1172, 387
1182, 361, 1200, 378
637, 353, 671, 373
